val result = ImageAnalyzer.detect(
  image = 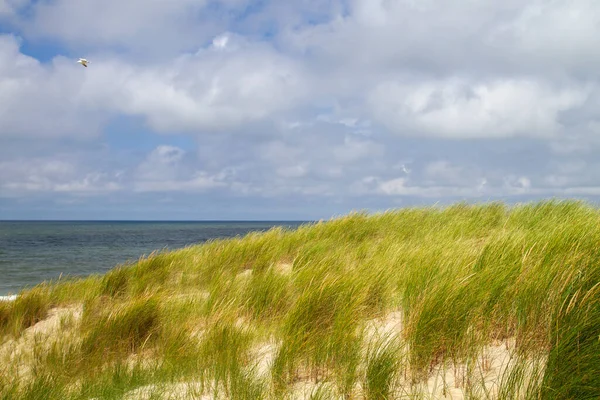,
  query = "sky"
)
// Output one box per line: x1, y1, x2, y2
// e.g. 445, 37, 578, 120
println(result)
1, 0, 600, 220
